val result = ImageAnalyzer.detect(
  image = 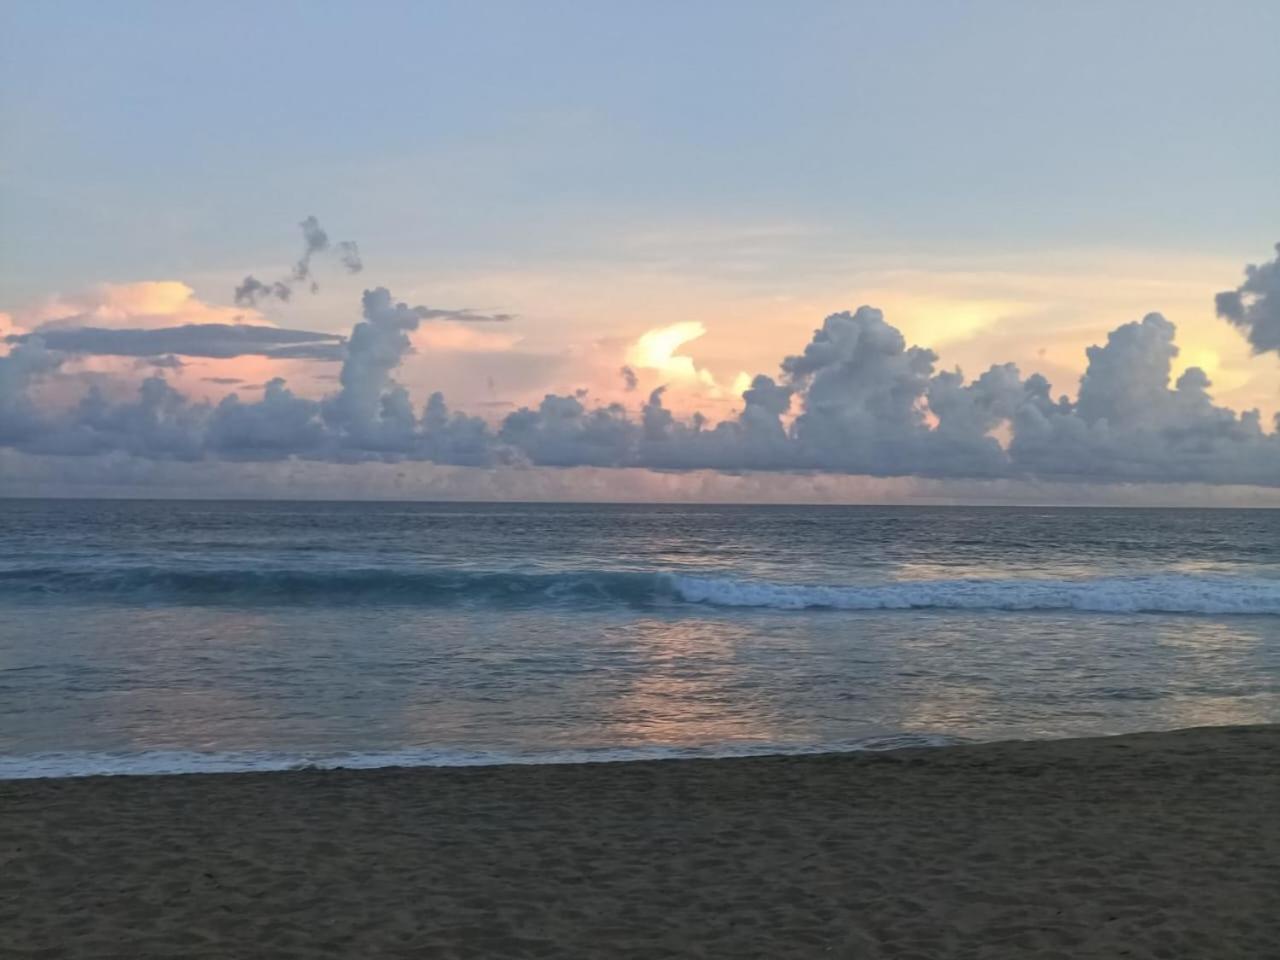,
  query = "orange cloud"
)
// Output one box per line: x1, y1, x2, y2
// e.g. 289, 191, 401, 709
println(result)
429, 246, 1277, 423
14, 281, 265, 331
627, 321, 716, 384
